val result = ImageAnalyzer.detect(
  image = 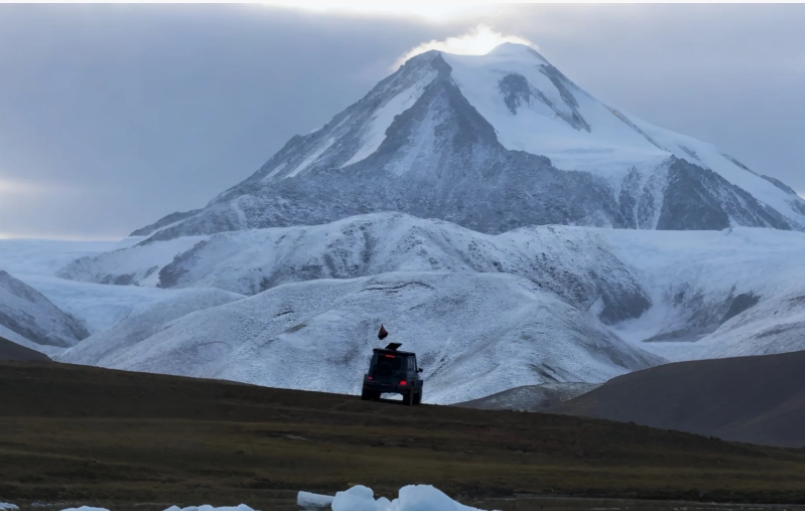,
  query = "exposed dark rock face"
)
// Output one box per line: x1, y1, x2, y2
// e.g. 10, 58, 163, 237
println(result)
657, 158, 791, 231
722, 293, 761, 323
498, 73, 532, 114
